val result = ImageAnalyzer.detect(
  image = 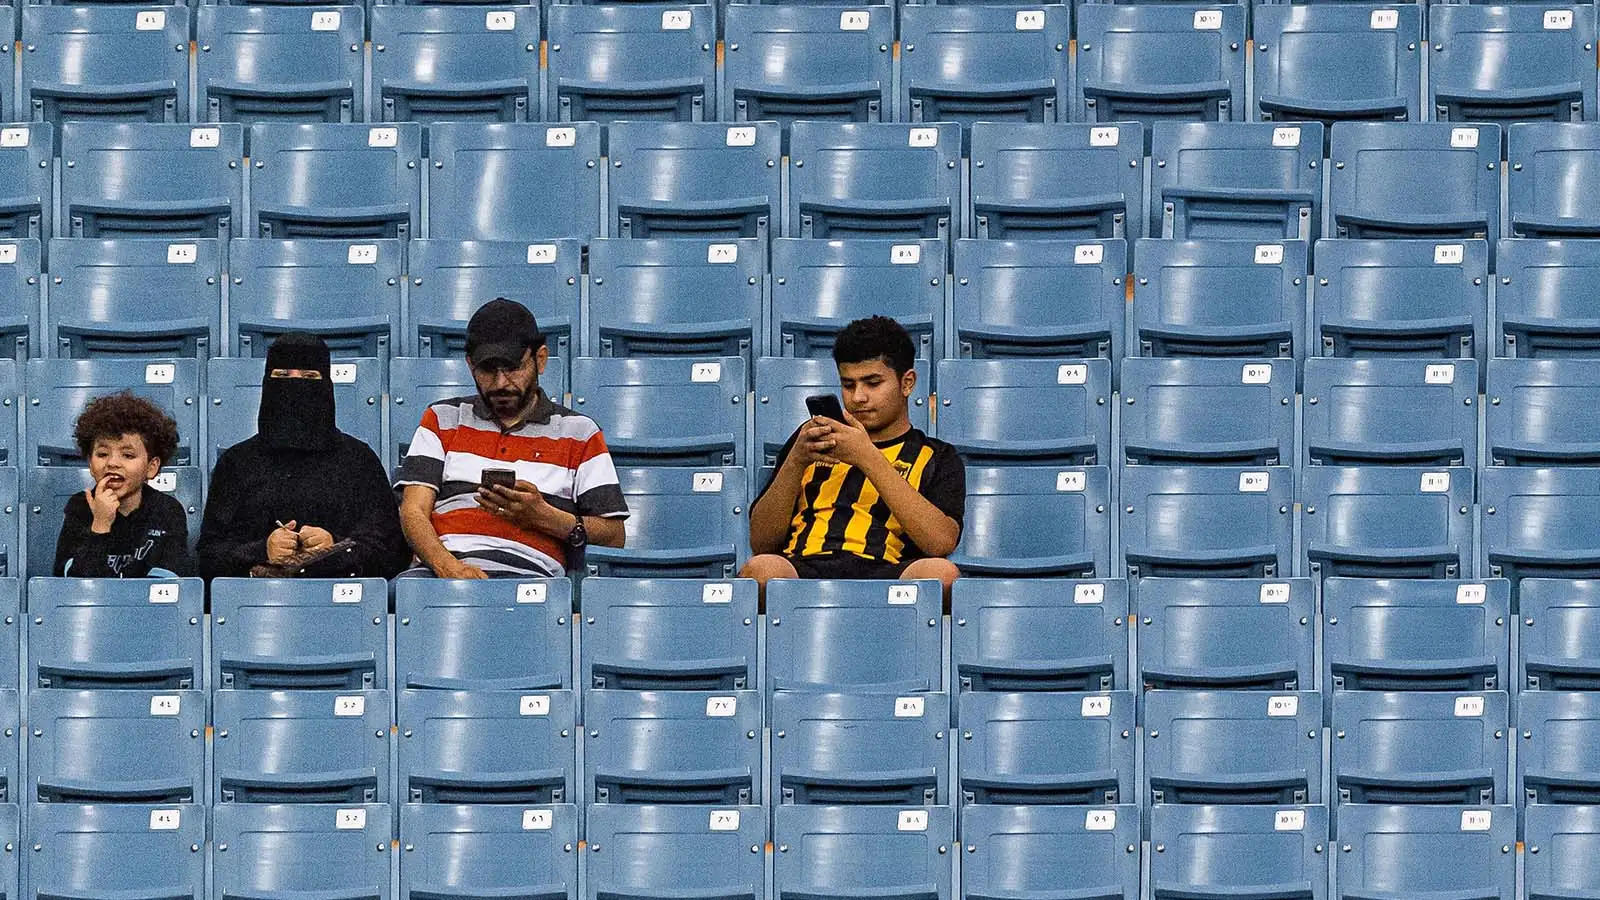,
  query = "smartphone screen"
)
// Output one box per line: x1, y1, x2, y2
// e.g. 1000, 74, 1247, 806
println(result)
805, 393, 847, 423
481, 468, 517, 490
